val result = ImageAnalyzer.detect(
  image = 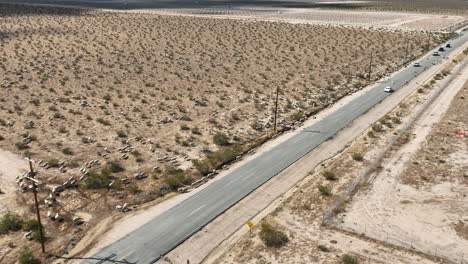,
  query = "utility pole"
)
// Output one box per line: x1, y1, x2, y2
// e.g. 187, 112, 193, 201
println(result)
405, 41, 409, 61
273, 84, 280, 132
367, 52, 373, 82
29, 159, 46, 254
